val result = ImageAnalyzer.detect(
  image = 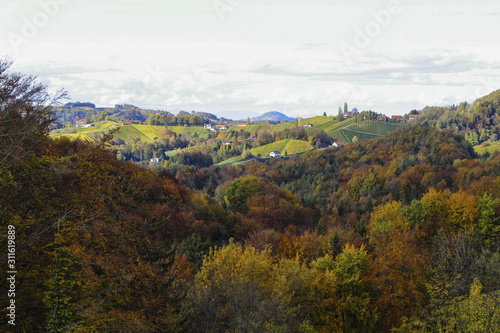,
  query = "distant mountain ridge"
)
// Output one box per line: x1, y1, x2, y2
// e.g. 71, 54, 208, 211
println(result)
252, 111, 295, 122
